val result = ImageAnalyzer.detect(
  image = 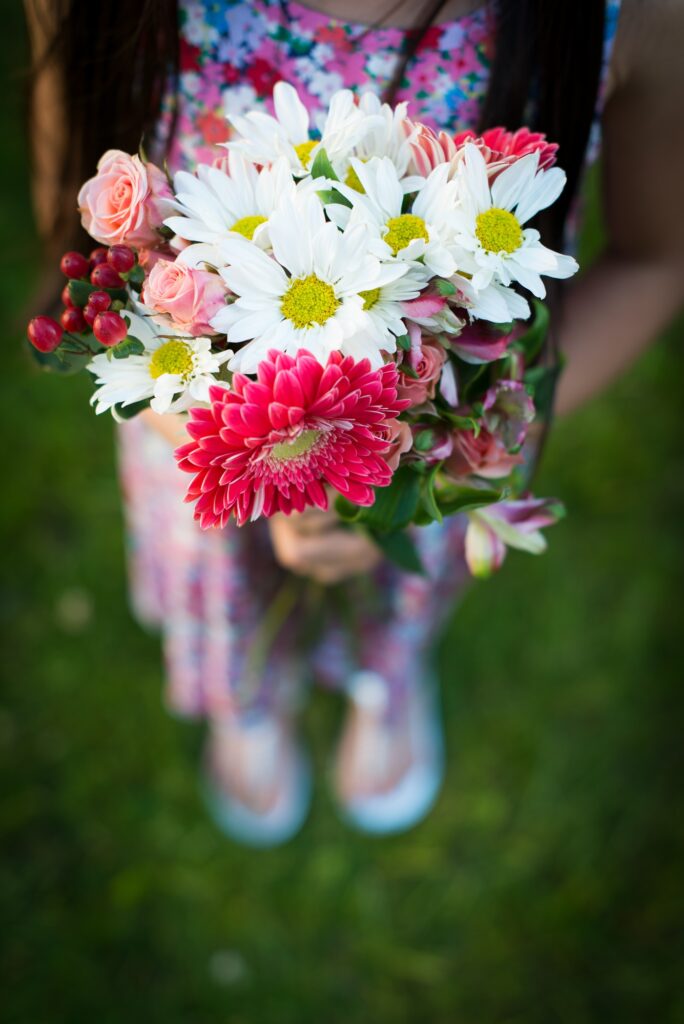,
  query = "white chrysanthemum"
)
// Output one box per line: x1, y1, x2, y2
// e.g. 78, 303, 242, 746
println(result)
452, 274, 531, 323
226, 81, 380, 176
341, 93, 416, 184
88, 307, 232, 416
452, 143, 579, 297
329, 156, 459, 279
210, 192, 408, 372
354, 264, 425, 341
164, 154, 294, 271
